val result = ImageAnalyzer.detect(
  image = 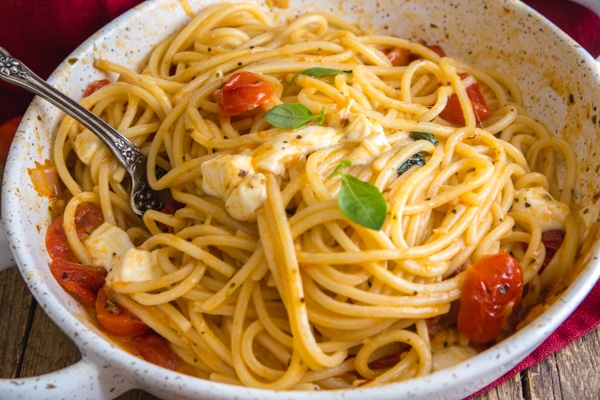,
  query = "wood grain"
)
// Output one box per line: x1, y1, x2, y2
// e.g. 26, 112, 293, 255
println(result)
1, 266, 598, 399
